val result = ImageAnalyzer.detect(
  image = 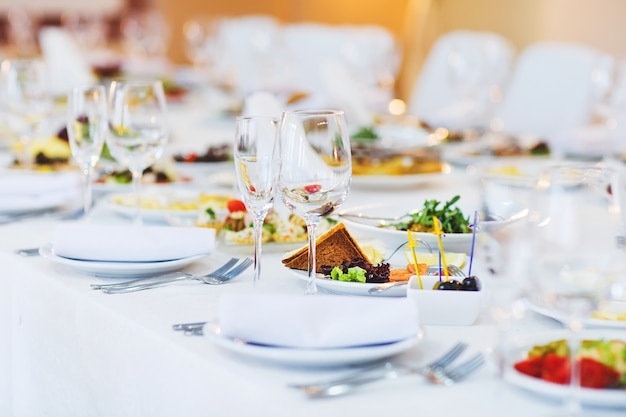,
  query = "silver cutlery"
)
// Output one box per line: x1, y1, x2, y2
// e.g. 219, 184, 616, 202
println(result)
14, 247, 41, 257
92, 258, 253, 293
368, 265, 466, 294
336, 211, 416, 226
289, 341, 467, 392
172, 321, 207, 336
292, 348, 484, 398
